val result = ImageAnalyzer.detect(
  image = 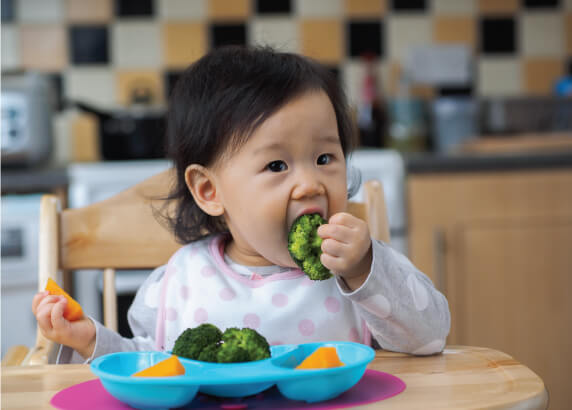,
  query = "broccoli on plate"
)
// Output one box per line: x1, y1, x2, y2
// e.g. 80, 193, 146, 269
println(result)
172, 324, 271, 363
288, 213, 332, 281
